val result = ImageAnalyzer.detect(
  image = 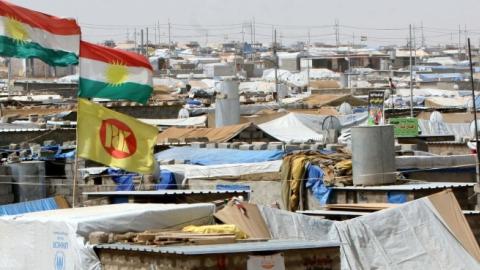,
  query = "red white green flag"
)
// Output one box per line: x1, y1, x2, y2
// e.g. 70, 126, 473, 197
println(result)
0, 0, 80, 66
79, 41, 153, 104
